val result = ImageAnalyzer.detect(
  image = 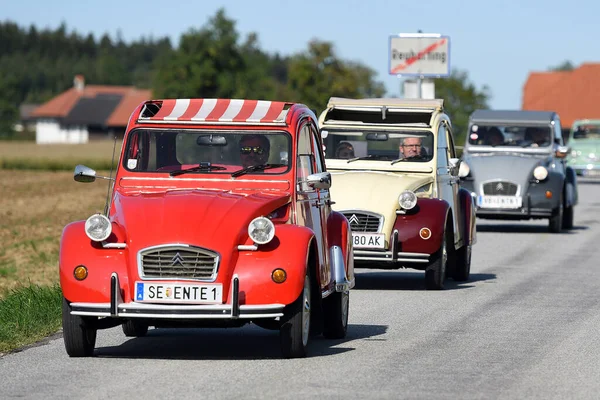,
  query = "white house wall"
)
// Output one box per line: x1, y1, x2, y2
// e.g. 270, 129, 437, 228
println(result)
36, 120, 89, 144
